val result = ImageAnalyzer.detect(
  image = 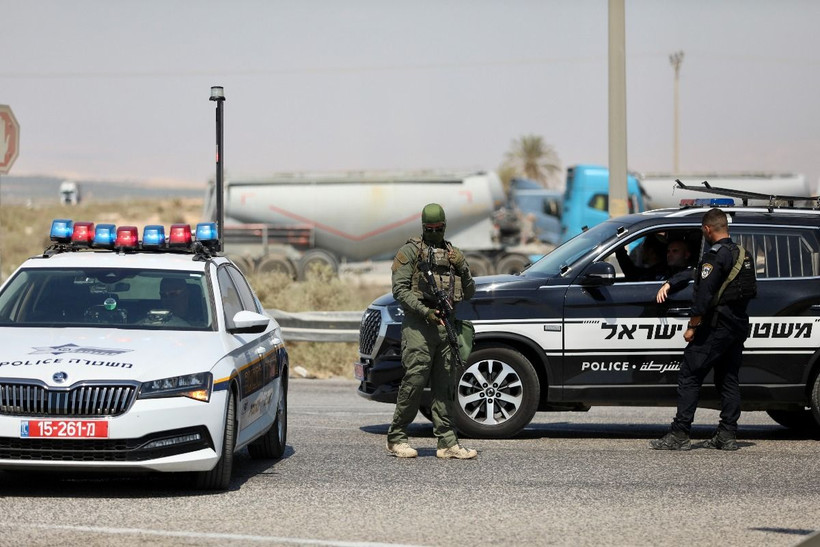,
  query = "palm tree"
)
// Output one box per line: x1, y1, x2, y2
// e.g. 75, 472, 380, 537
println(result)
502, 135, 563, 190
